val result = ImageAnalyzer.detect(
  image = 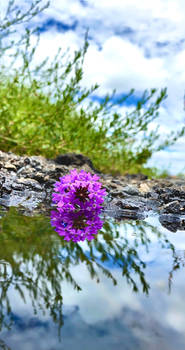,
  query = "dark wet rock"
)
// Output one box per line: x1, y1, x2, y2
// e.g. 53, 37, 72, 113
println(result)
160, 201, 185, 215
54, 153, 97, 171
159, 214, 185, 232
154, 186, 185, 204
